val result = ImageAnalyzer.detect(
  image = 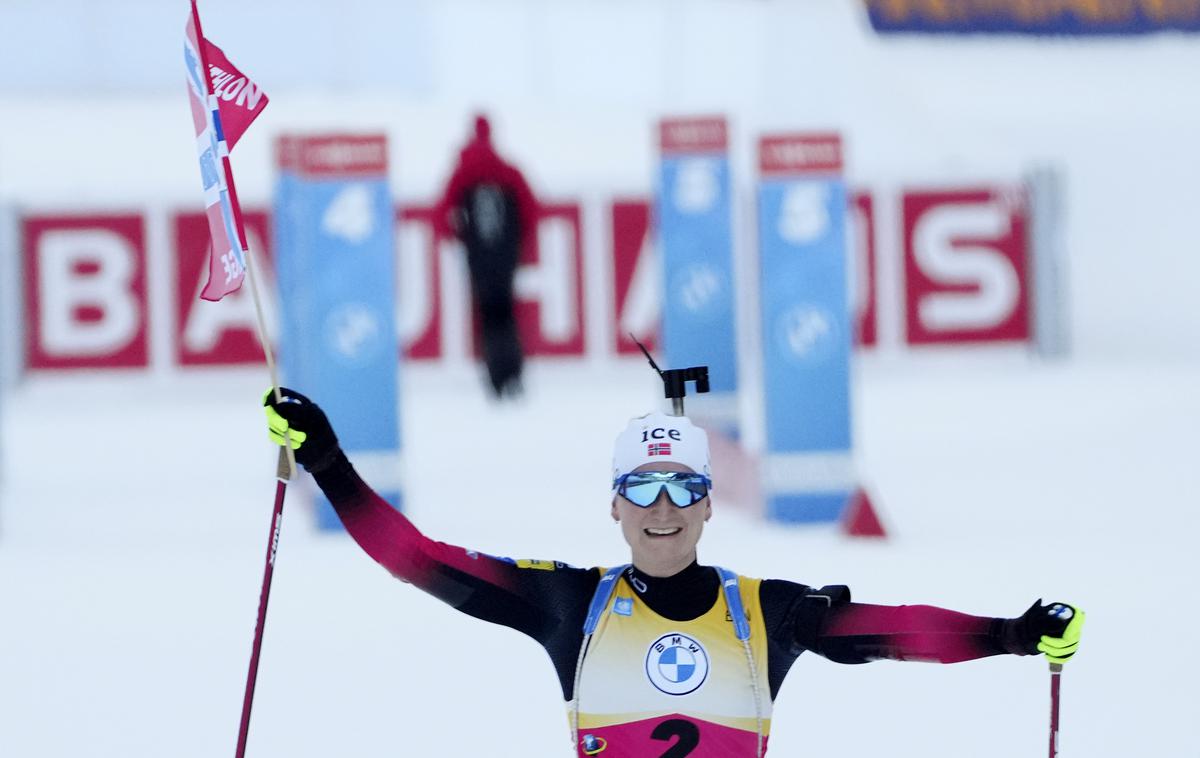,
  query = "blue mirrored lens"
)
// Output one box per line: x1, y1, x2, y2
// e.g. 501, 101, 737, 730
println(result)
617, 473, 710, 508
